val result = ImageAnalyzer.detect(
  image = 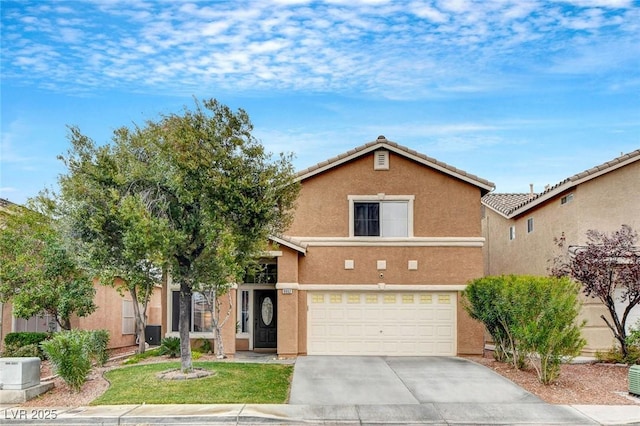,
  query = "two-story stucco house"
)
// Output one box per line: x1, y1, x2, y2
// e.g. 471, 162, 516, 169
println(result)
481, 149, 640, 355
164, 136, 495, 357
